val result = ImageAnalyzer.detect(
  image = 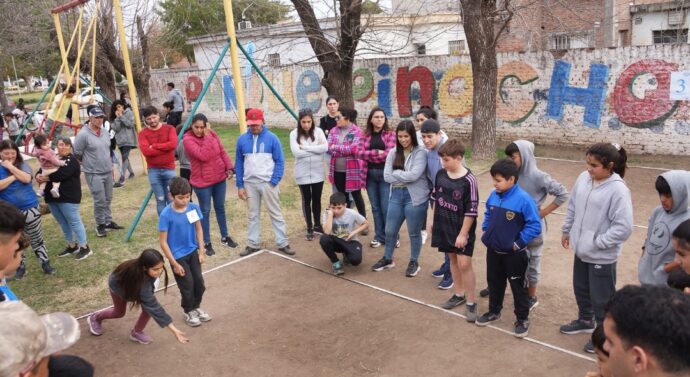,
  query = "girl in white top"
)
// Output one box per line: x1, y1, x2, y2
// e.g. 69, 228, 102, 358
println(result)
290, 109, 328, 241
